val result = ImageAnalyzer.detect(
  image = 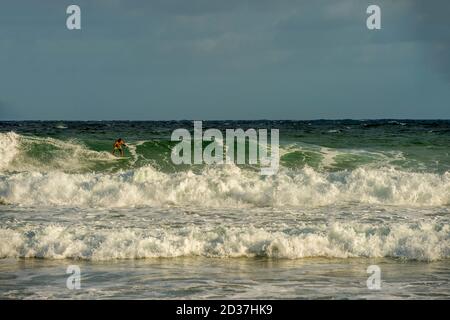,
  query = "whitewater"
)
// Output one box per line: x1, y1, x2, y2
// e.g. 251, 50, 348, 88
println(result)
1, 131, 449, 209
0, 120, 449, 299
